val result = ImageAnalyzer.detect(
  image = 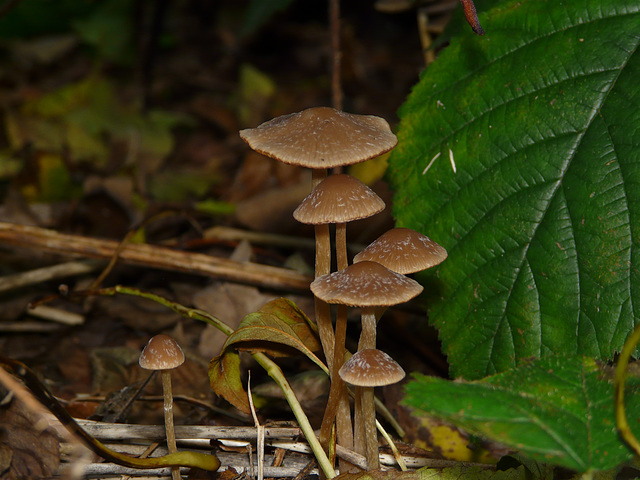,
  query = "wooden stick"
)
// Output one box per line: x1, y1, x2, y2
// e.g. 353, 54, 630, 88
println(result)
74, 420, 304, 441
0, 260, 100, 293
0, 222, 312, 292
